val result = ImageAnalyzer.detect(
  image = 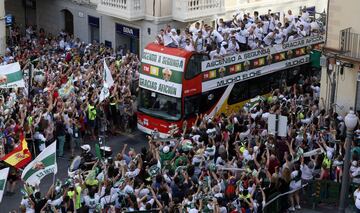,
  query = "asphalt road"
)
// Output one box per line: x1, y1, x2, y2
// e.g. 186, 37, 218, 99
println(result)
0, 130, 148, 212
